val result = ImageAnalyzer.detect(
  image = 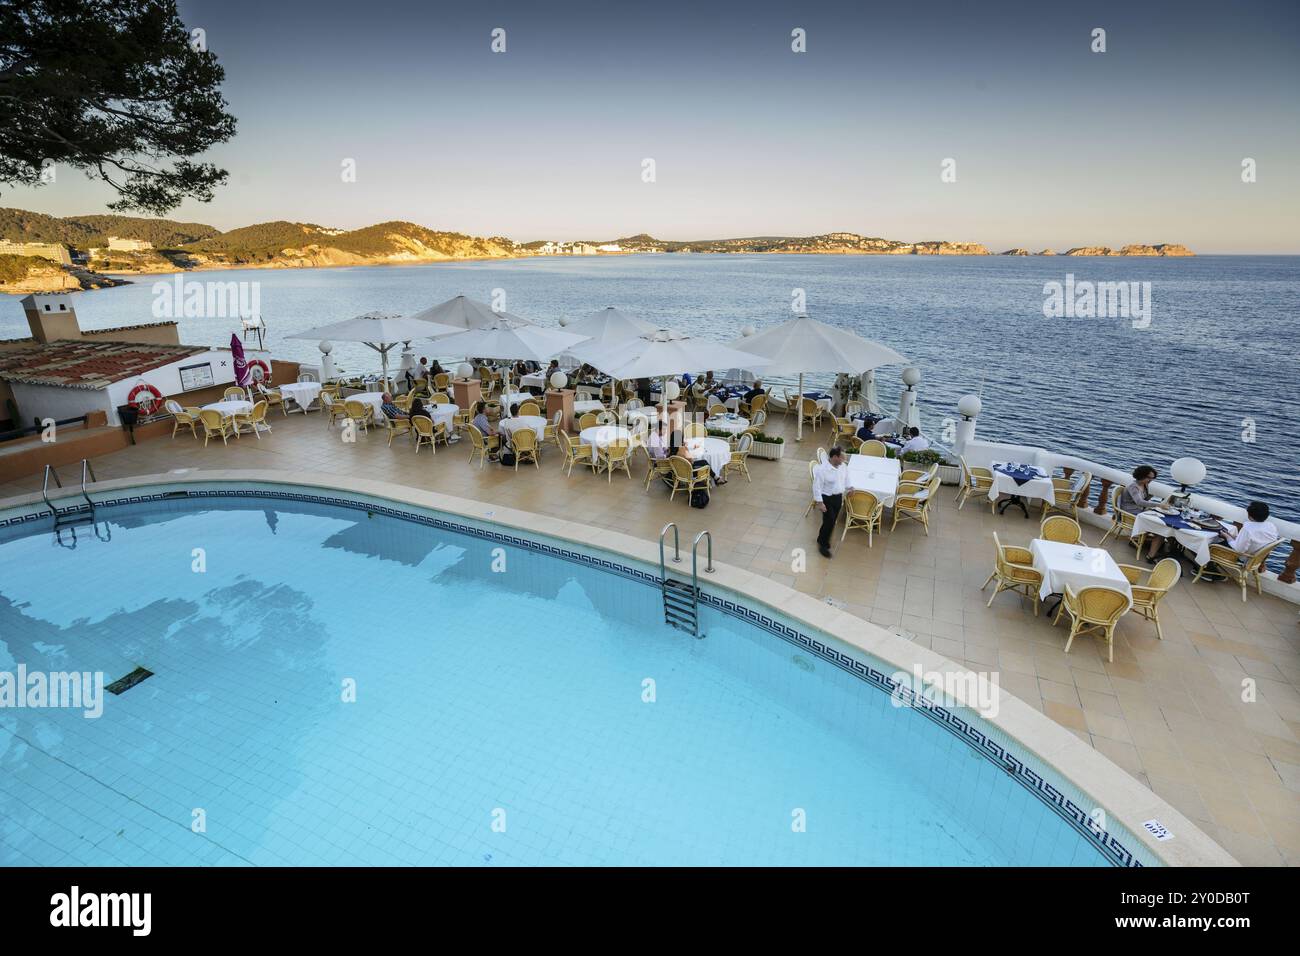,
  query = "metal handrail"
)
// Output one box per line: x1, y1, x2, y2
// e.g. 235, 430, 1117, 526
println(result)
41, 463, 63, 515
659, 522, 681, 576
692, 529, 715, 589
79, 458, 97, 510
